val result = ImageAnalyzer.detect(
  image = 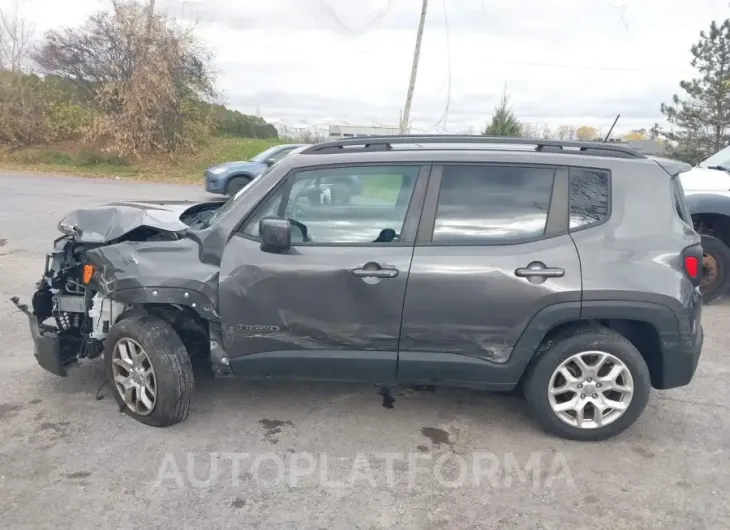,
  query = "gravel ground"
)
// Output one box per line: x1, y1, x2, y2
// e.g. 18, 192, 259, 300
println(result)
1, 173, 729, 529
